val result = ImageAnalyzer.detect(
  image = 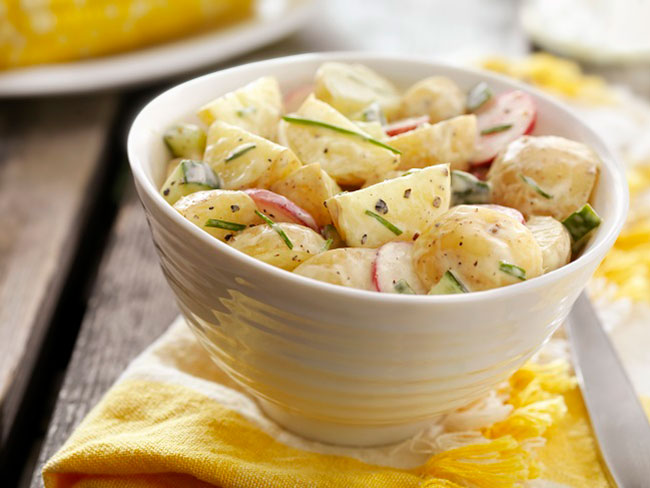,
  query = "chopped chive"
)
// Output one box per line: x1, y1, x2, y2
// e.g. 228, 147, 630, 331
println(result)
255, 210, 294, 249
205, 219, 247, 231
364, 210, 403, 235
428, 270, 468, 294
225, 142, 257, 162
394, 279, 416, 294
467, 82, 493, 112
322, 238, 333, 252
451, 169, 491, 205
519, 174, 553, 199
499, 261, 526, 281
562, 203, 602, 252
282, 115, 401, 155
480, 124, 512, 135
